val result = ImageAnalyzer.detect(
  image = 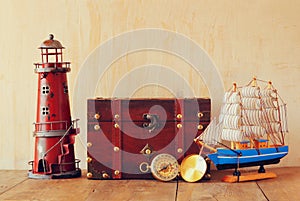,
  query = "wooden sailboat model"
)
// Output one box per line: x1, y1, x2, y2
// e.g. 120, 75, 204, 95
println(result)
195, 78, 289, 182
